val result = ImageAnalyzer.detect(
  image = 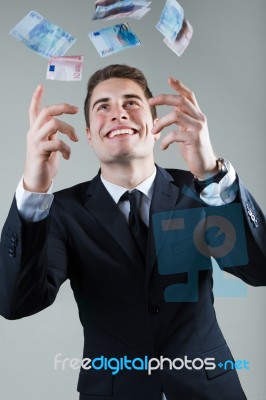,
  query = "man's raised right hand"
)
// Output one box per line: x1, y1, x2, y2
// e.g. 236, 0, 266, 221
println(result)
23, 84, 79, 193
